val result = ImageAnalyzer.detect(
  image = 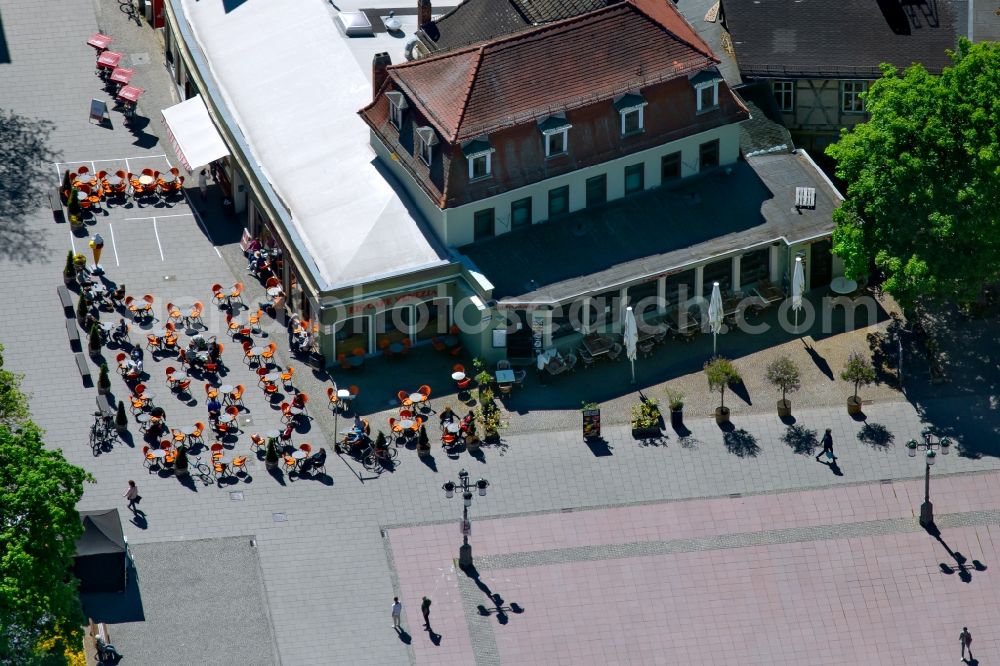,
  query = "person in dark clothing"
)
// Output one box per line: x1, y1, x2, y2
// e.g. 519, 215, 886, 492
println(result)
421, 596, 431, 627
299, 447, 326, 475
206, 397, 222, 419
817, 428, 836, 461
112, 318, 128, 343
438, 406, 456, 427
